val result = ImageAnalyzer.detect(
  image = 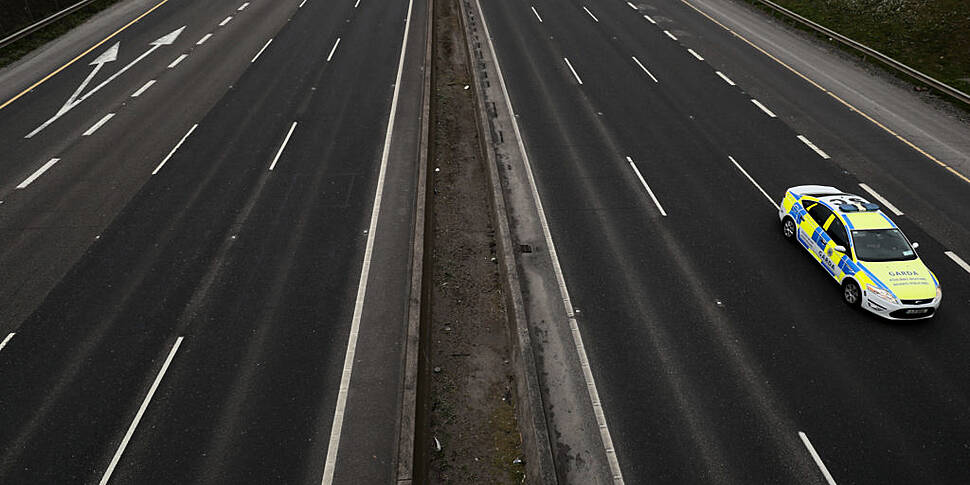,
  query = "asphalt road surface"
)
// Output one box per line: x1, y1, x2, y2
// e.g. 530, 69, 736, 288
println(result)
0, 0, 427, 482
473, 0, 970, 483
